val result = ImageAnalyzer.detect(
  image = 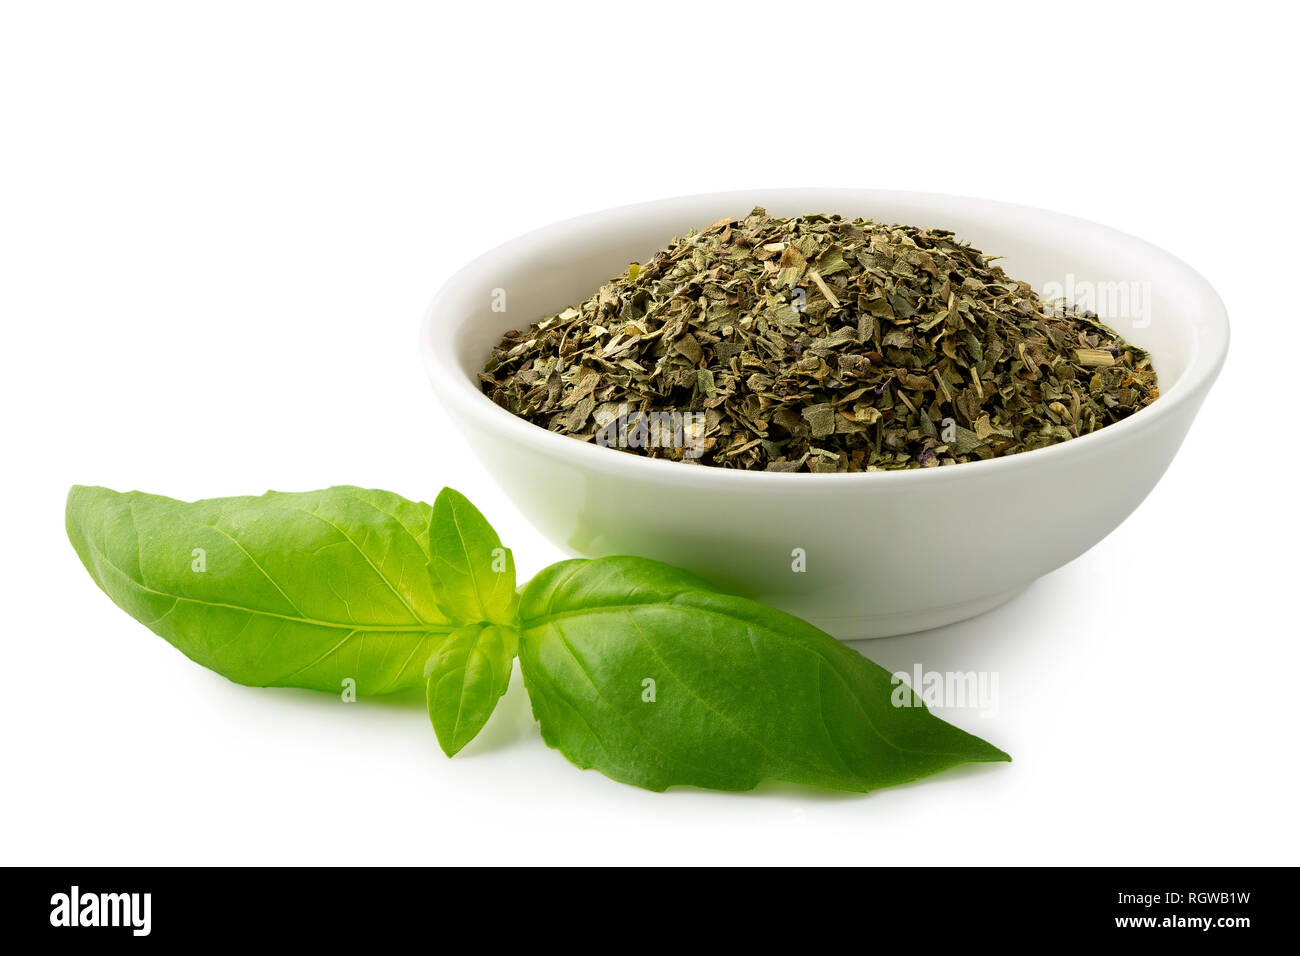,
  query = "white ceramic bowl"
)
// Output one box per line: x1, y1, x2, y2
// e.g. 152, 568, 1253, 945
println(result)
422, 190, 1228, 639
